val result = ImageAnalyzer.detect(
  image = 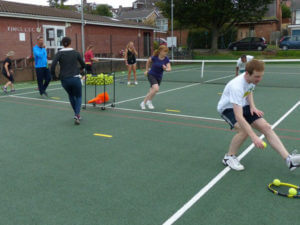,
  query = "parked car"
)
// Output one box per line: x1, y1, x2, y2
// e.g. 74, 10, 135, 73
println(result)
228, 37, 267, 51
279, 36, 300, 50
